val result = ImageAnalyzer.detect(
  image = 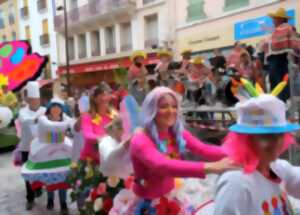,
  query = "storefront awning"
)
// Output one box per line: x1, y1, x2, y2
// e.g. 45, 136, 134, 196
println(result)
57, 53, 159, 75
